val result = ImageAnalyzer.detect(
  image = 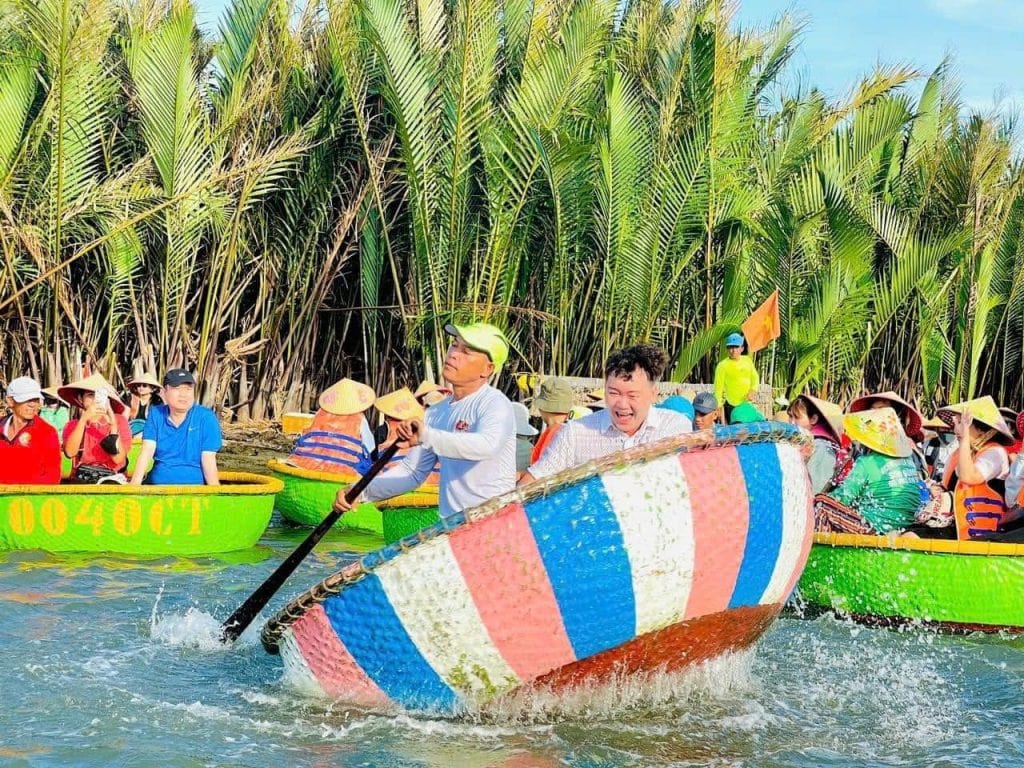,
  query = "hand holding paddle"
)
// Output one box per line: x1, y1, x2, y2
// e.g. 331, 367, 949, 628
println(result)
219, 443, 399, 644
